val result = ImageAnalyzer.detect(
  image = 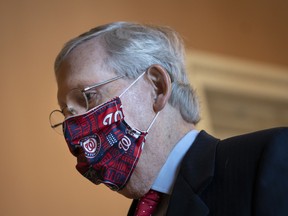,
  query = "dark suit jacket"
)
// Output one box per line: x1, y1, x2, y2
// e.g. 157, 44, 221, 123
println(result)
128, 127, 288, 216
